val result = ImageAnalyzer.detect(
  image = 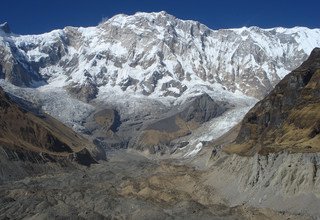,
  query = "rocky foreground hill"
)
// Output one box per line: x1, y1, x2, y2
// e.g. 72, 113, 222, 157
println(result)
0, 86, 100, 182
